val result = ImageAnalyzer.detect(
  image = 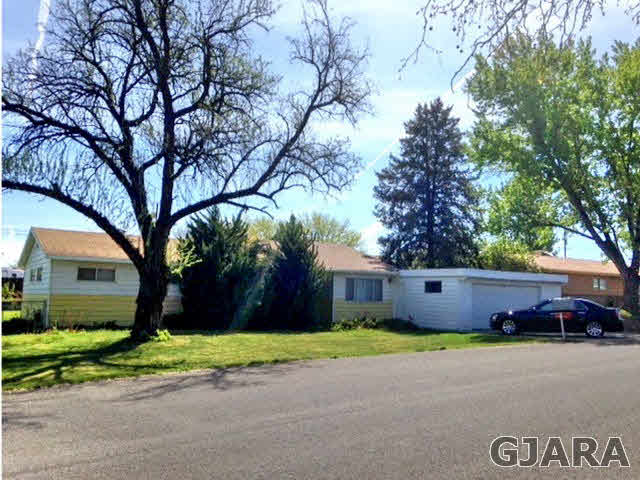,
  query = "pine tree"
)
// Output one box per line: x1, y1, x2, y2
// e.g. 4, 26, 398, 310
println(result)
374, 98, 481, 268
179, 208, 261, 330
255, 215, 329, 331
